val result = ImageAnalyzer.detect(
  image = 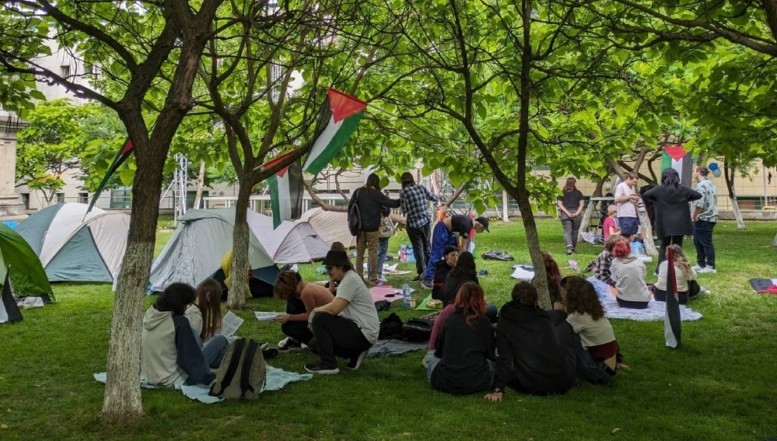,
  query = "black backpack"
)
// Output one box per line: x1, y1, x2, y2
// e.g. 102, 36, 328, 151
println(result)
401, 318, 434, 342
209, 338, 267, 400
379, 313, 404, 340
348, 189, 362, 236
